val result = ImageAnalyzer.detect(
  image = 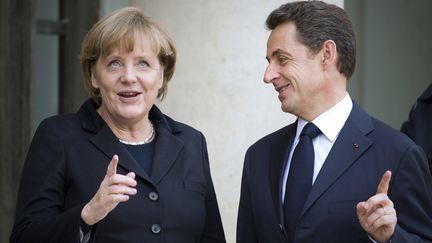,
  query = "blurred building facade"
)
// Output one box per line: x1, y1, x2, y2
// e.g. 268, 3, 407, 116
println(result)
1, 0, 431, 242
